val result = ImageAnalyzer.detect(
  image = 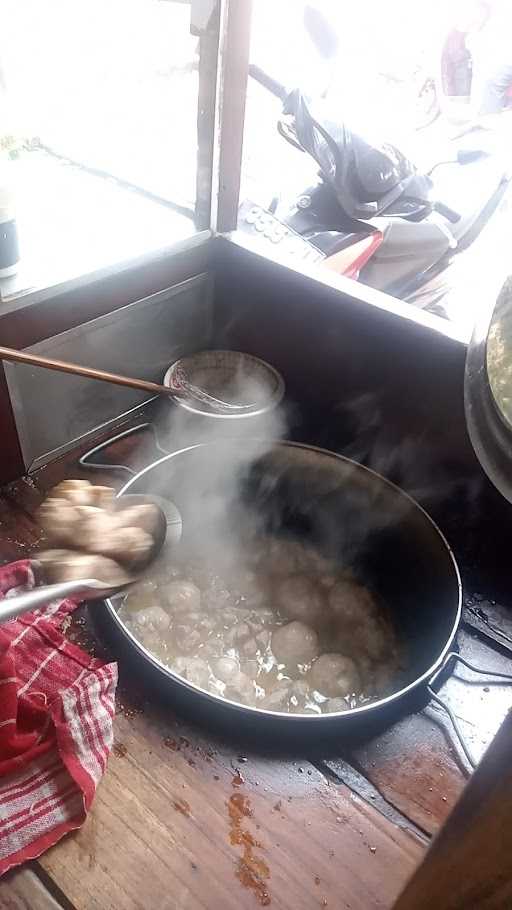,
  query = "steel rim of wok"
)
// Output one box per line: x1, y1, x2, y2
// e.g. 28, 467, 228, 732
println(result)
102, 441, 464, 726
